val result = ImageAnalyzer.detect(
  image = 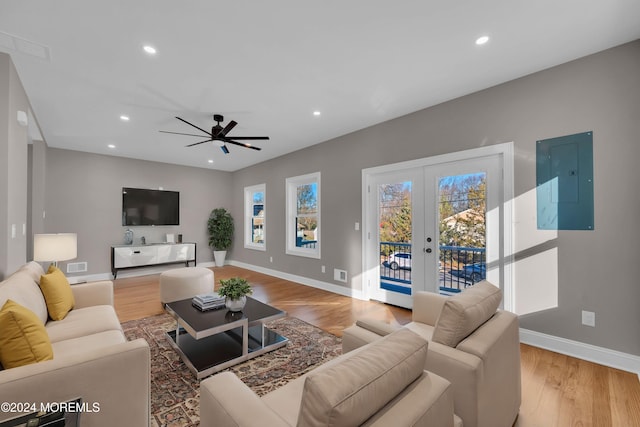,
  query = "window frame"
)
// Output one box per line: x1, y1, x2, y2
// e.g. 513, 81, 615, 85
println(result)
286, 172, 321, 259
244, 183, 266, 251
